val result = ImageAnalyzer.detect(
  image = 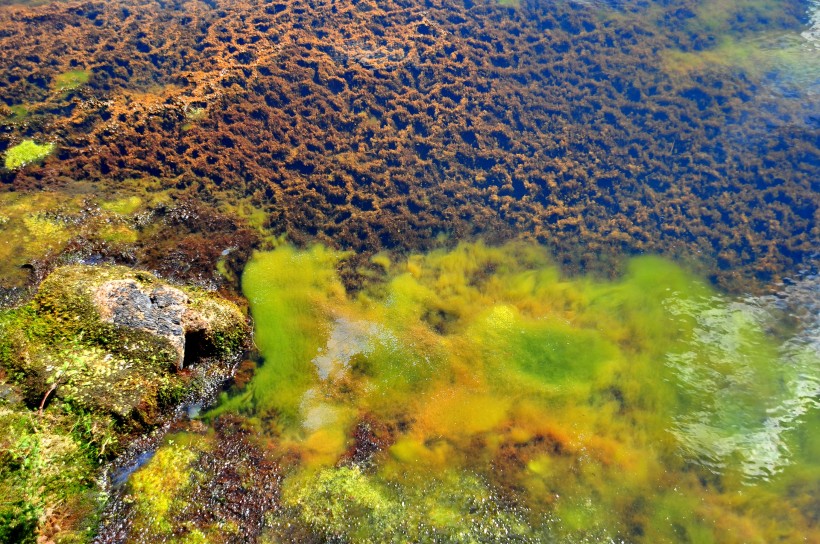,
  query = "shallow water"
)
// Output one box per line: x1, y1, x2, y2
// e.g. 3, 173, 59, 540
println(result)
0, 0, 818, 540
117, 241, 820, 542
